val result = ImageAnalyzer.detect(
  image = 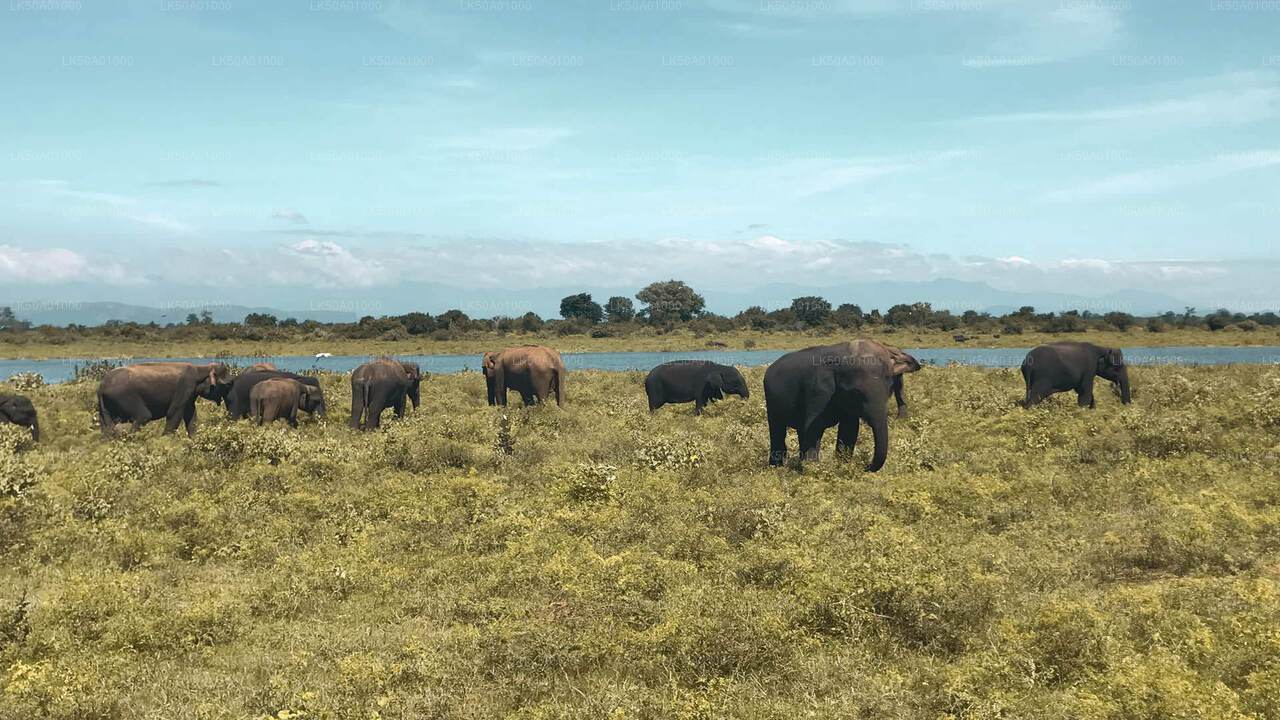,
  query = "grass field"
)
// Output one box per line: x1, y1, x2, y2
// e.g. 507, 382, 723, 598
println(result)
3, 363, 1280, 718
2, 325, 1279, 360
